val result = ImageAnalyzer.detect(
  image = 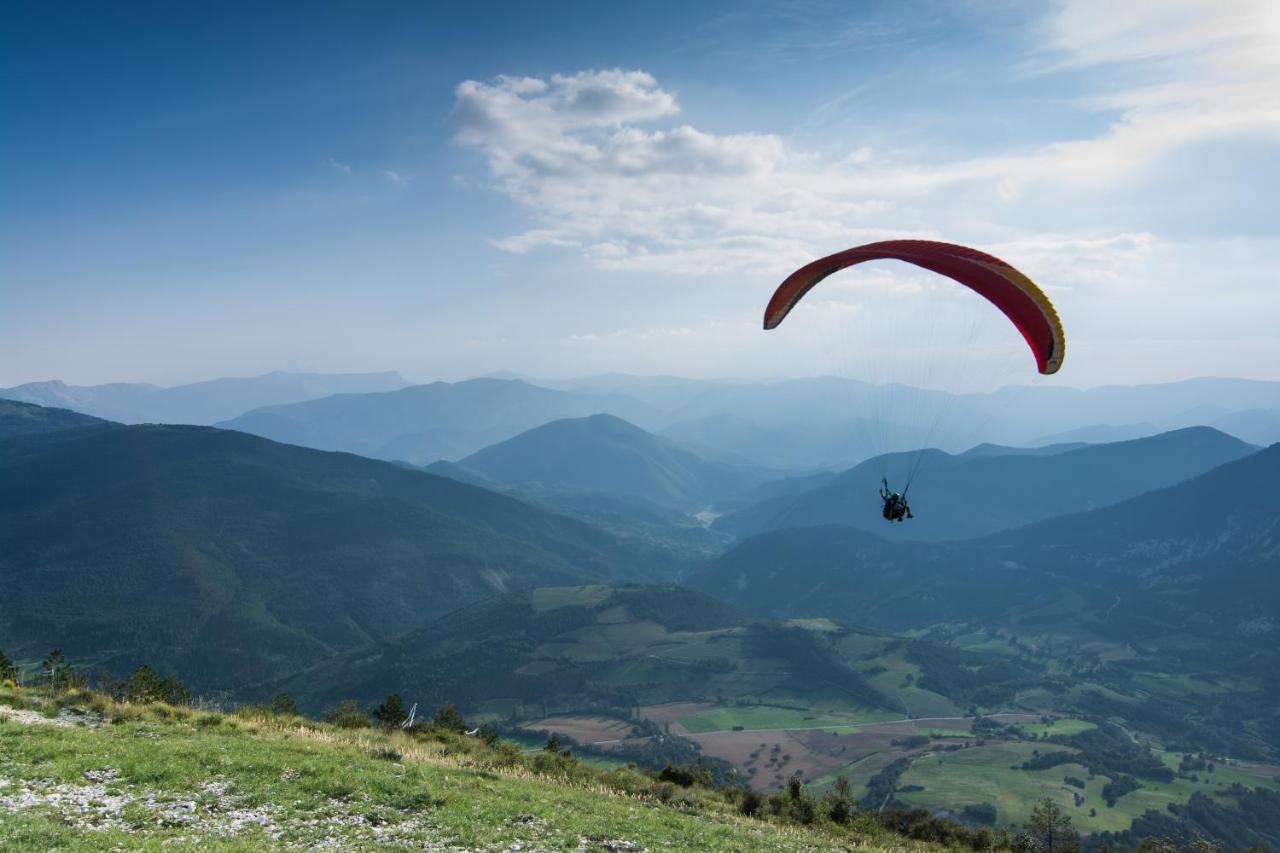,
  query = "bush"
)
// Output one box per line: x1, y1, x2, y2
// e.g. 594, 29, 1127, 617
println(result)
373, 693, 406, 729
739, 789, 765, 817
0, 648, 17, 684
119, 665, 191, 706
658, 764, 713, 788
270, 693, 298, 716
1102, 774, 1139, 806
961, 802, 998, 826
828, 793, 854, 824
323, 700, 370, 729
433, 703, 467, 733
